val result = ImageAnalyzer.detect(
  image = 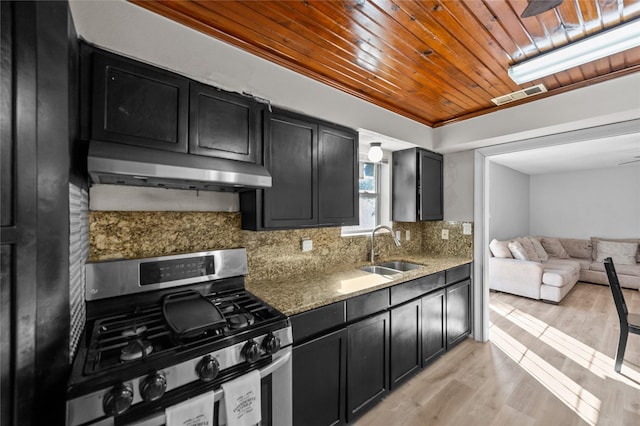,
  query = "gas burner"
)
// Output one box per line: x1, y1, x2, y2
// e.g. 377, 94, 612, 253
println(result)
121, 325, 147, 338
120, 339, 153, 362
227, 313, 255, 330
219, 303, 237, 315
